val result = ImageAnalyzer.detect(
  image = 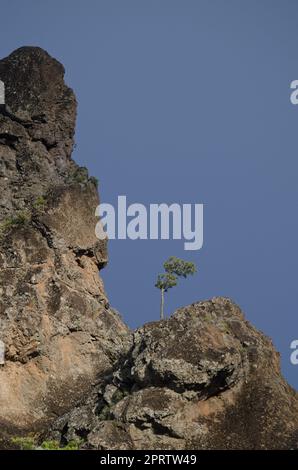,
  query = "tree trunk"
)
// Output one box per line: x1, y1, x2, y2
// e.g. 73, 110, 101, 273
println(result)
160, 288, 164, 320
